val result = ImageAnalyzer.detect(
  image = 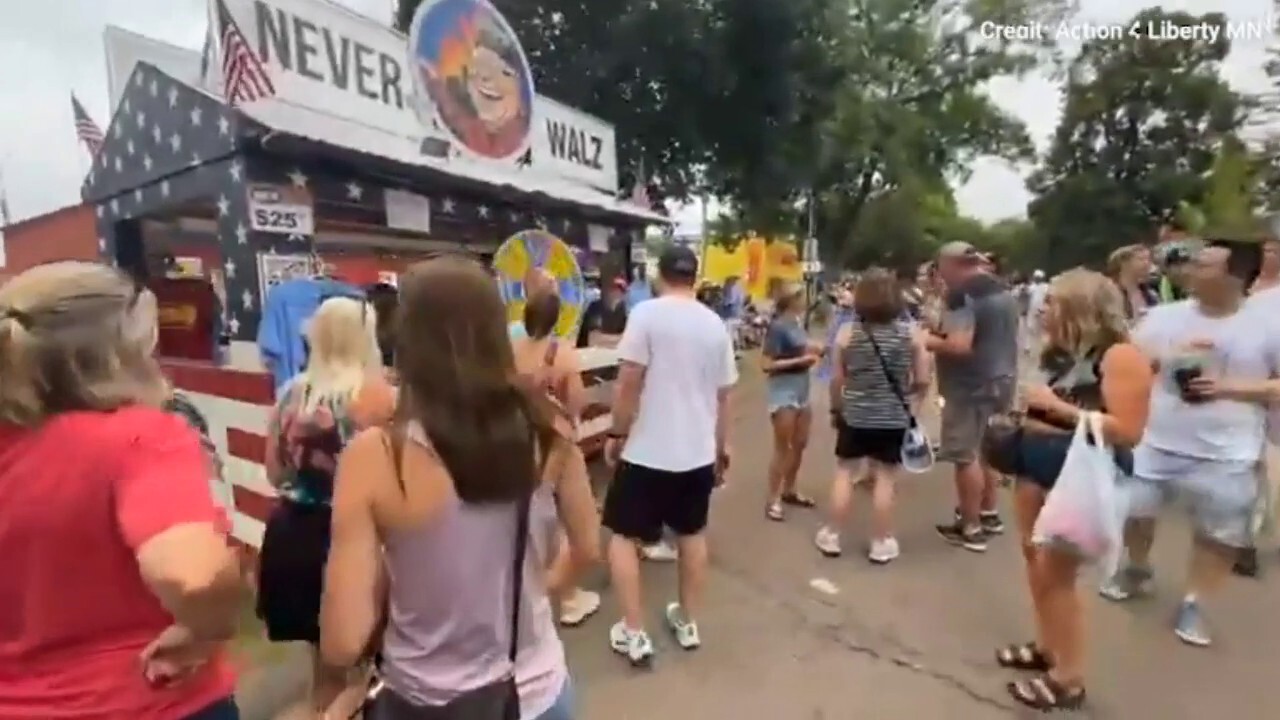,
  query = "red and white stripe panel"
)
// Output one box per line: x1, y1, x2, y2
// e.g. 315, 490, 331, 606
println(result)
160, 345, 619, 557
